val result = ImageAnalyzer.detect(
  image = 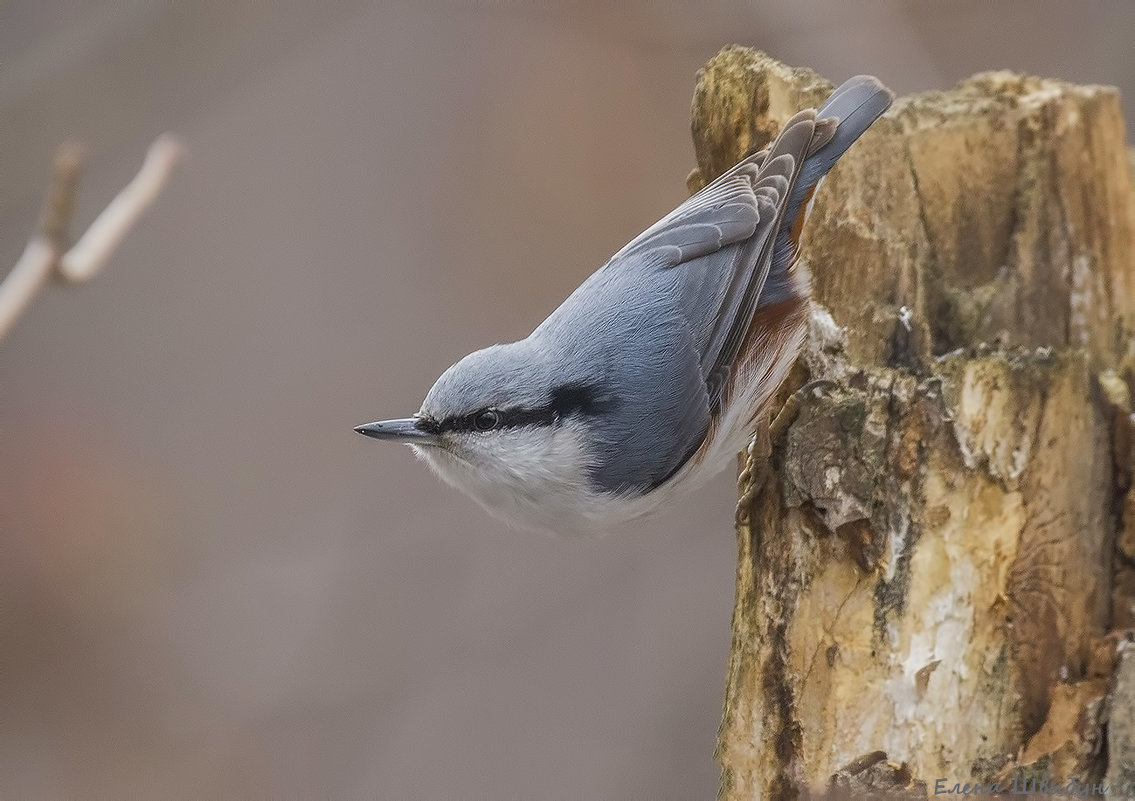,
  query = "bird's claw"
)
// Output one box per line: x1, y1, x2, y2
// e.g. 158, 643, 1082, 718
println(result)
736, 377, 836, 527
